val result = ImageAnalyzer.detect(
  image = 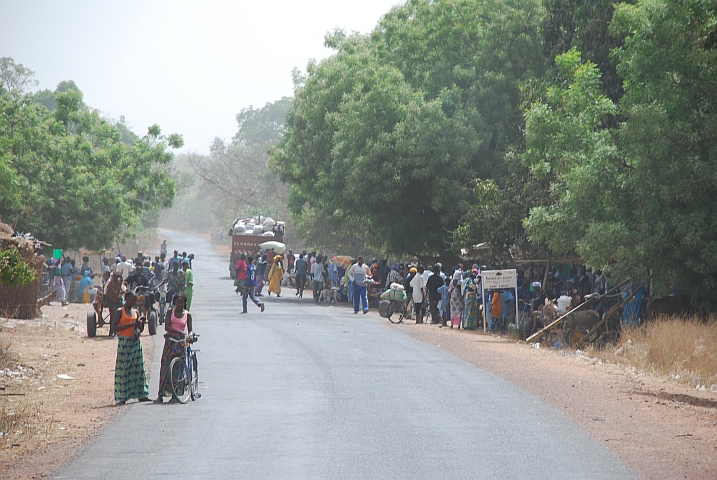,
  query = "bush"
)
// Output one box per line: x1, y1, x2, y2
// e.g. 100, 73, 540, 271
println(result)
595, 317, 717, 388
